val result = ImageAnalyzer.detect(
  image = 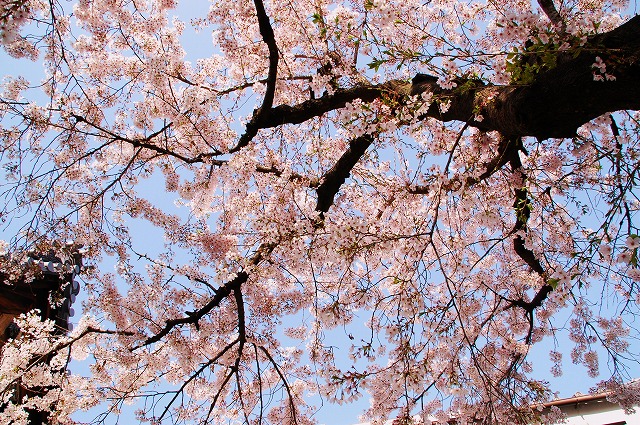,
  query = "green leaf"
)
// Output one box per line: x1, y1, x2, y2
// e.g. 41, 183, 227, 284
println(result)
547, 278, 560, 290
368, 58, 386, 71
